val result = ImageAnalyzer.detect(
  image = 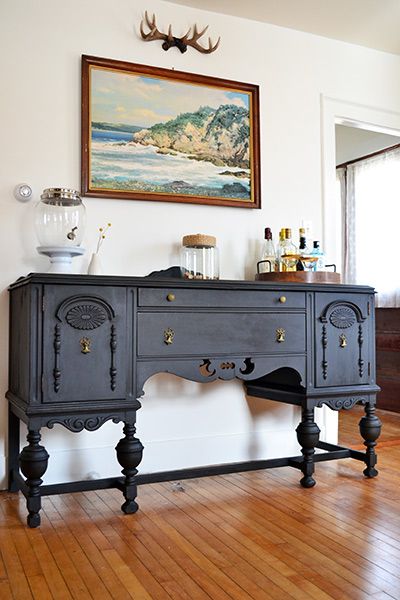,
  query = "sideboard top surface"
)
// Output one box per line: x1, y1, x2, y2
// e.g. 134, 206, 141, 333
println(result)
9, 273, 376, 294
